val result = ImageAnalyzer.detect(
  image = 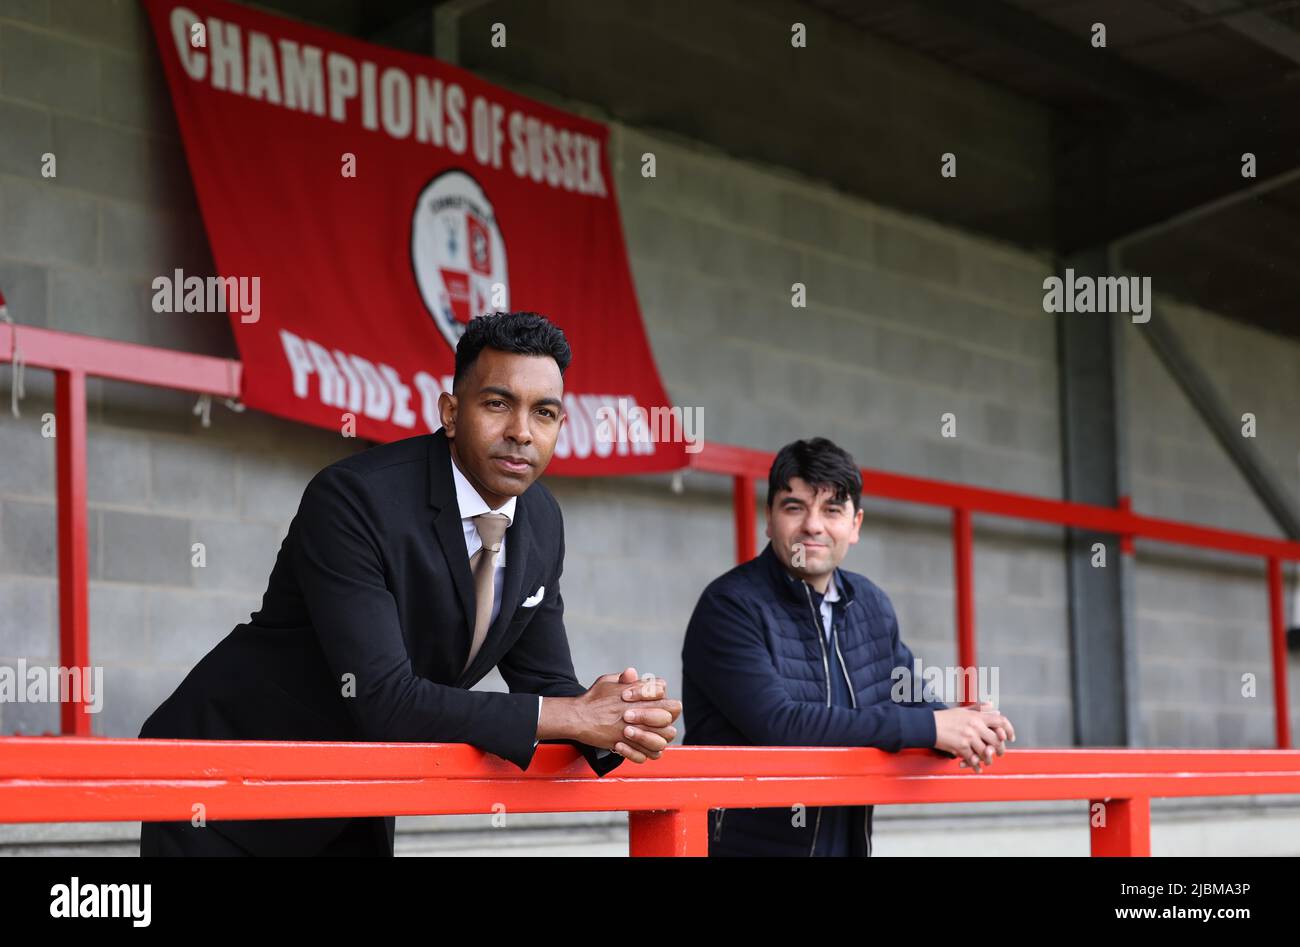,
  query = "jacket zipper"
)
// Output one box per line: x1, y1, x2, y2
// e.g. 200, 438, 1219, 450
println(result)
832, 626, 857, 709
831, 615, 873, 856
818, 585, 874, 857
835, 604, 874, 856
802, 584, 833, 857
